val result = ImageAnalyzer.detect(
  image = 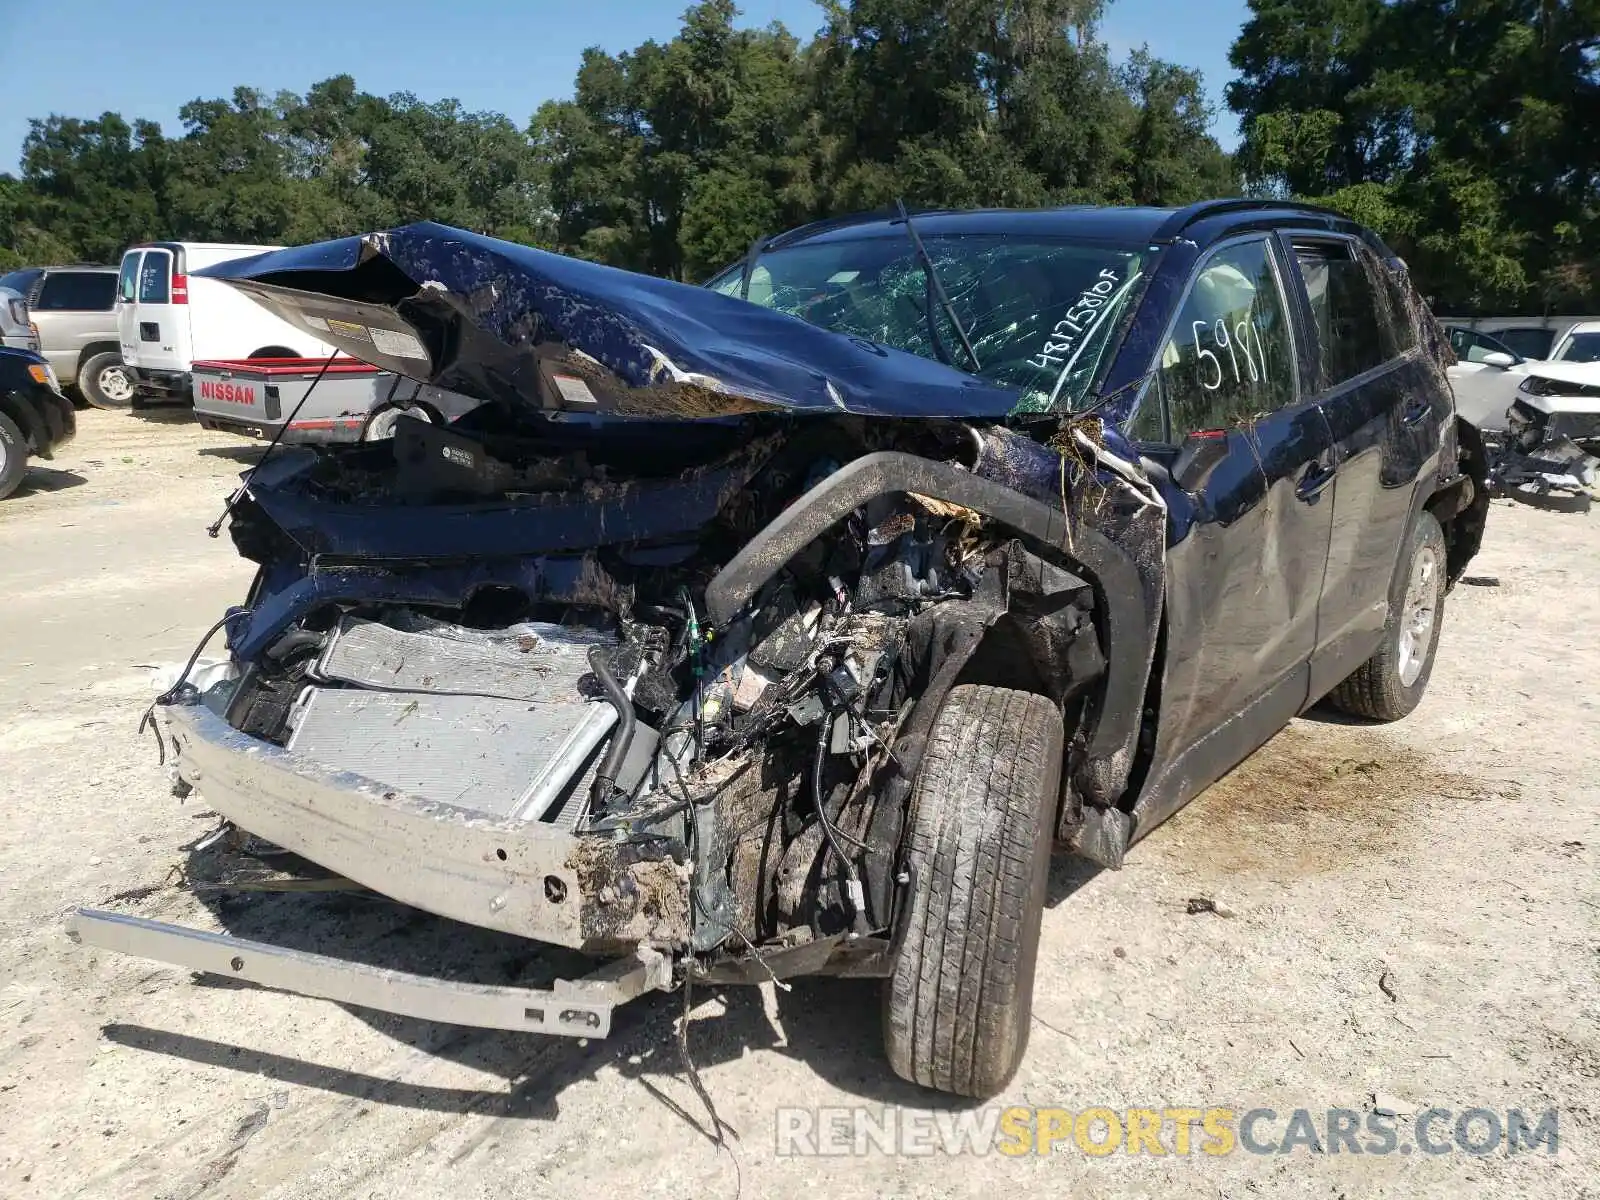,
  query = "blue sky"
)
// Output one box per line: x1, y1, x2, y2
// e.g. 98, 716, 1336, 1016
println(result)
0, 0, 1248, 173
